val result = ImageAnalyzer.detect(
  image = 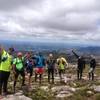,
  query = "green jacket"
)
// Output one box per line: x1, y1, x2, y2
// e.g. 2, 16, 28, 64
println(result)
13, 57, 24, 71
